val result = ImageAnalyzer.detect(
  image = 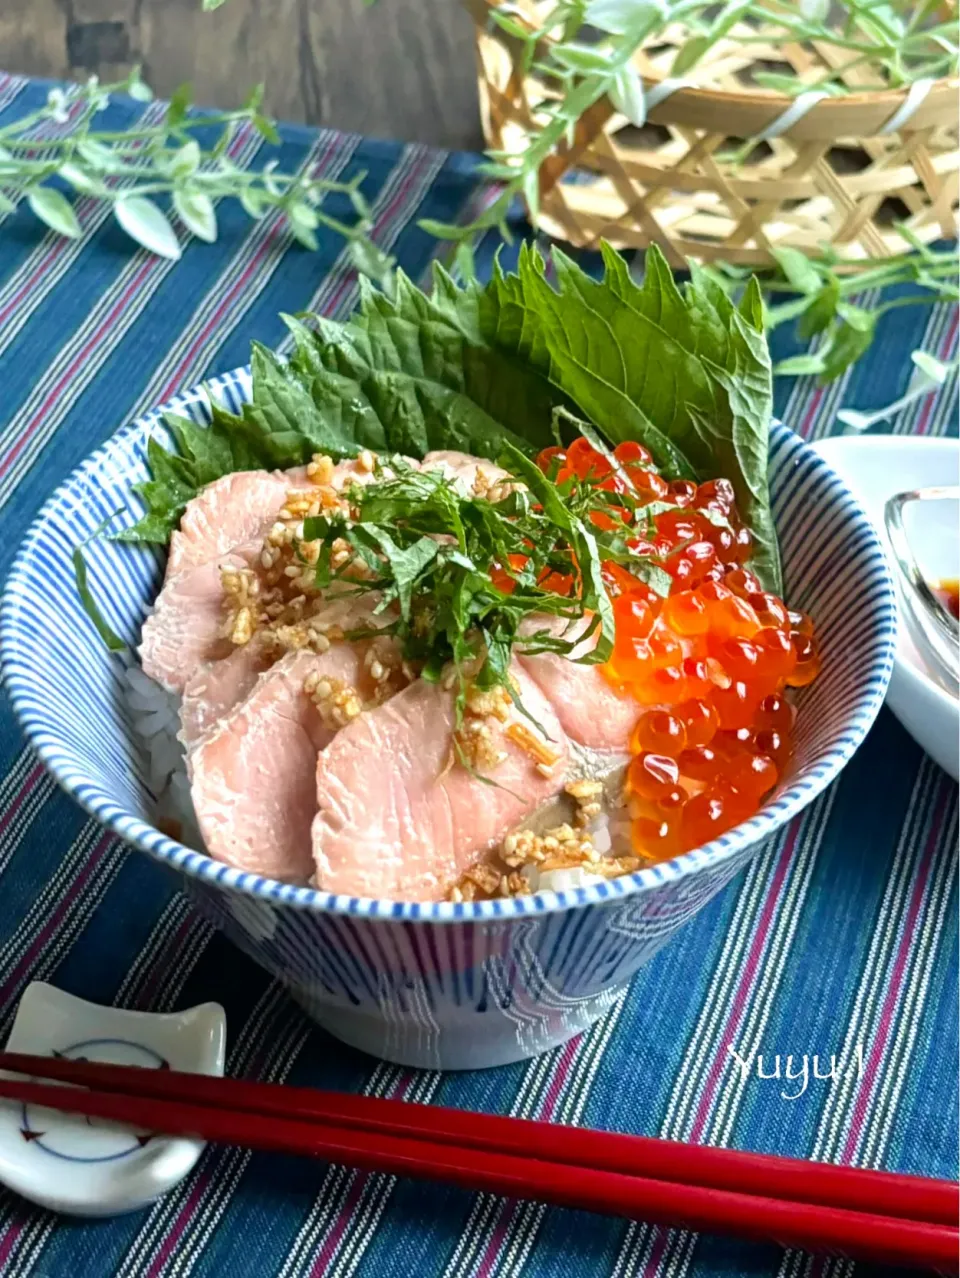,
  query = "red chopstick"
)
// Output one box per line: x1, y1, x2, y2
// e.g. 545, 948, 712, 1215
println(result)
0, 1057, 955, 1272
1, 1051, 952, 1227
